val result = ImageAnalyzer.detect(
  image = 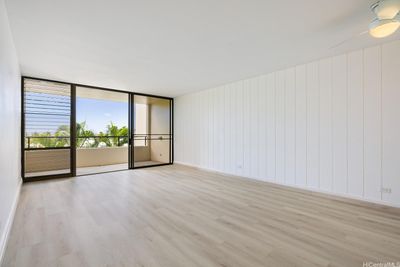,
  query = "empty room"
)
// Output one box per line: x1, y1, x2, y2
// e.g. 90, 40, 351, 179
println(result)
1, 0, 400, 266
